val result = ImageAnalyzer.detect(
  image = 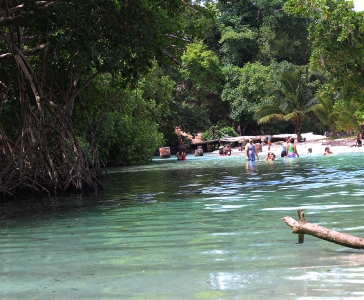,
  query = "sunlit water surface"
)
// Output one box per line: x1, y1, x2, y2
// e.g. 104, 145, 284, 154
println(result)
2, 152, 364, 299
